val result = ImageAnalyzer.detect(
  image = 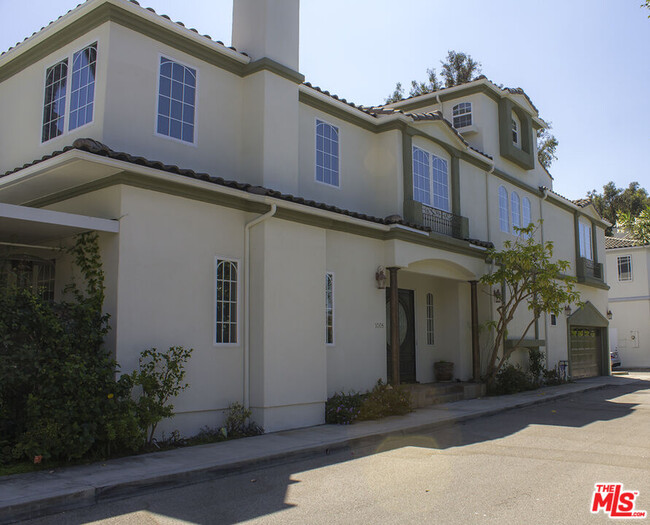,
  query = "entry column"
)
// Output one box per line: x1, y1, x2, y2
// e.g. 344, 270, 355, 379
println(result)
469, 280, 481, 382
388, 267, 400, 386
